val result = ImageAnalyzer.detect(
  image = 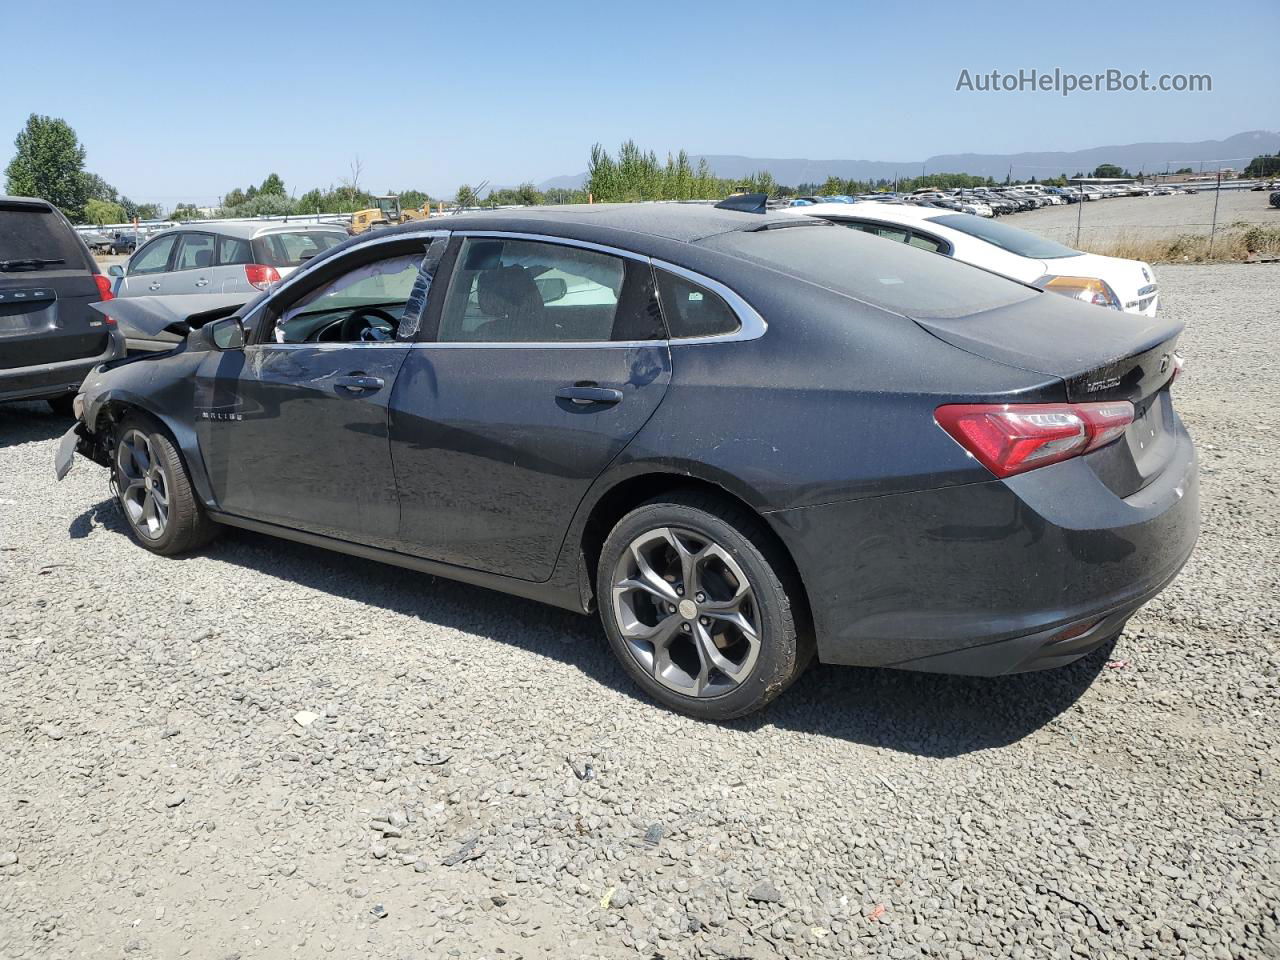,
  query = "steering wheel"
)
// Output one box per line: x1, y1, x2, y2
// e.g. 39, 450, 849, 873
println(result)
338, 306, 399, 342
